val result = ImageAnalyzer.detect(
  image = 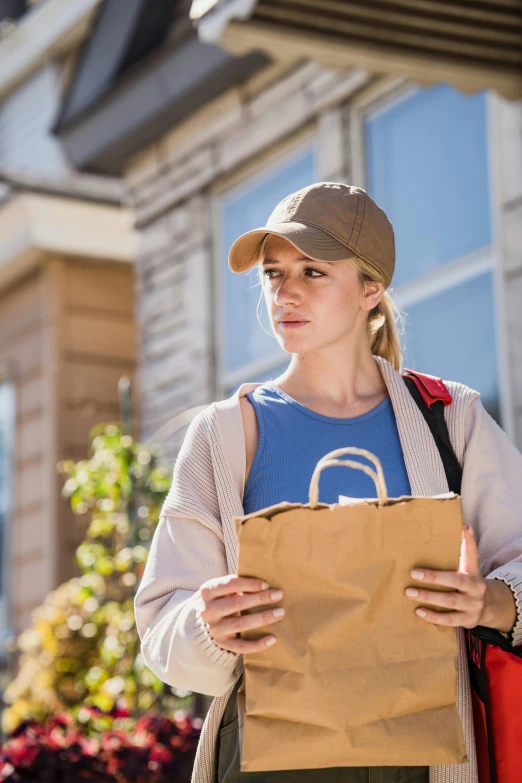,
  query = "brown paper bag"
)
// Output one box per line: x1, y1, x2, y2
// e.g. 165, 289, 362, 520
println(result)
234, 447, 467, 772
